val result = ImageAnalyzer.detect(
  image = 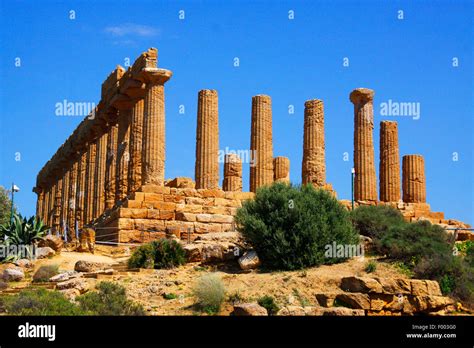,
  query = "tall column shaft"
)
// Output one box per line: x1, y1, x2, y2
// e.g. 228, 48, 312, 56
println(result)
36, 189, 44, 220
379, 121, 401, 202
49, 185, 55, 227
116, 109, 132, 201
142, 76, 168, 186
61, 170, 69, 230
53, 179, 62, 233
128, 99, 145, 193
105, 124, 118, 209
84, 141, 97, 224
94, 133, 107, 218
195, 89, 219, 189
76, 150, 87, 227
402, 155, 426, 203
274, 156, 290, 183
44, 188, 51, 225
223, 154, 242, 192
302, 99, 326, 187
350, 88, 377, 202
68, 161, 78, 239
250, 95, 273, 192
